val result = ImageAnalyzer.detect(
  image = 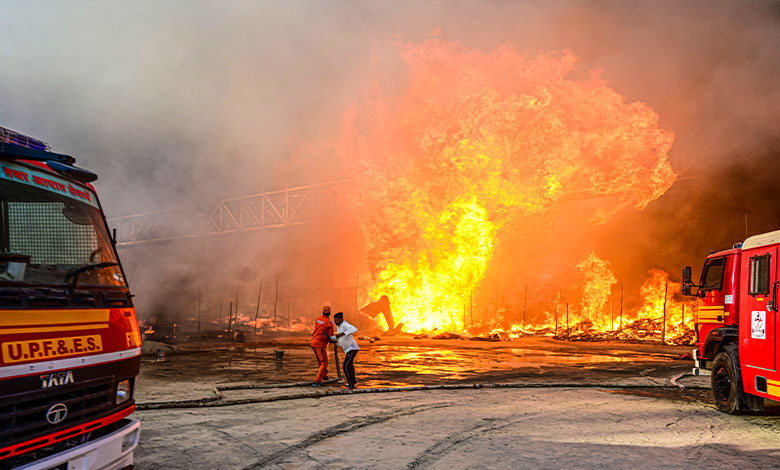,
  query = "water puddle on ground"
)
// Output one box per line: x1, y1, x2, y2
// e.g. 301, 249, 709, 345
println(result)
141, 339, 669, 389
